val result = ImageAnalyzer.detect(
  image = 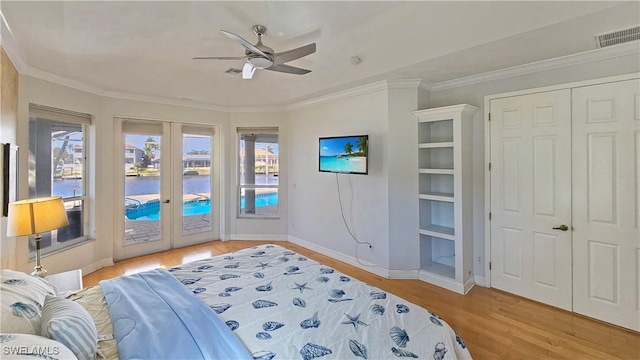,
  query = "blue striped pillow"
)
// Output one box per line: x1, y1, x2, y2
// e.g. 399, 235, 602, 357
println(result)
40, 295, 97, 360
